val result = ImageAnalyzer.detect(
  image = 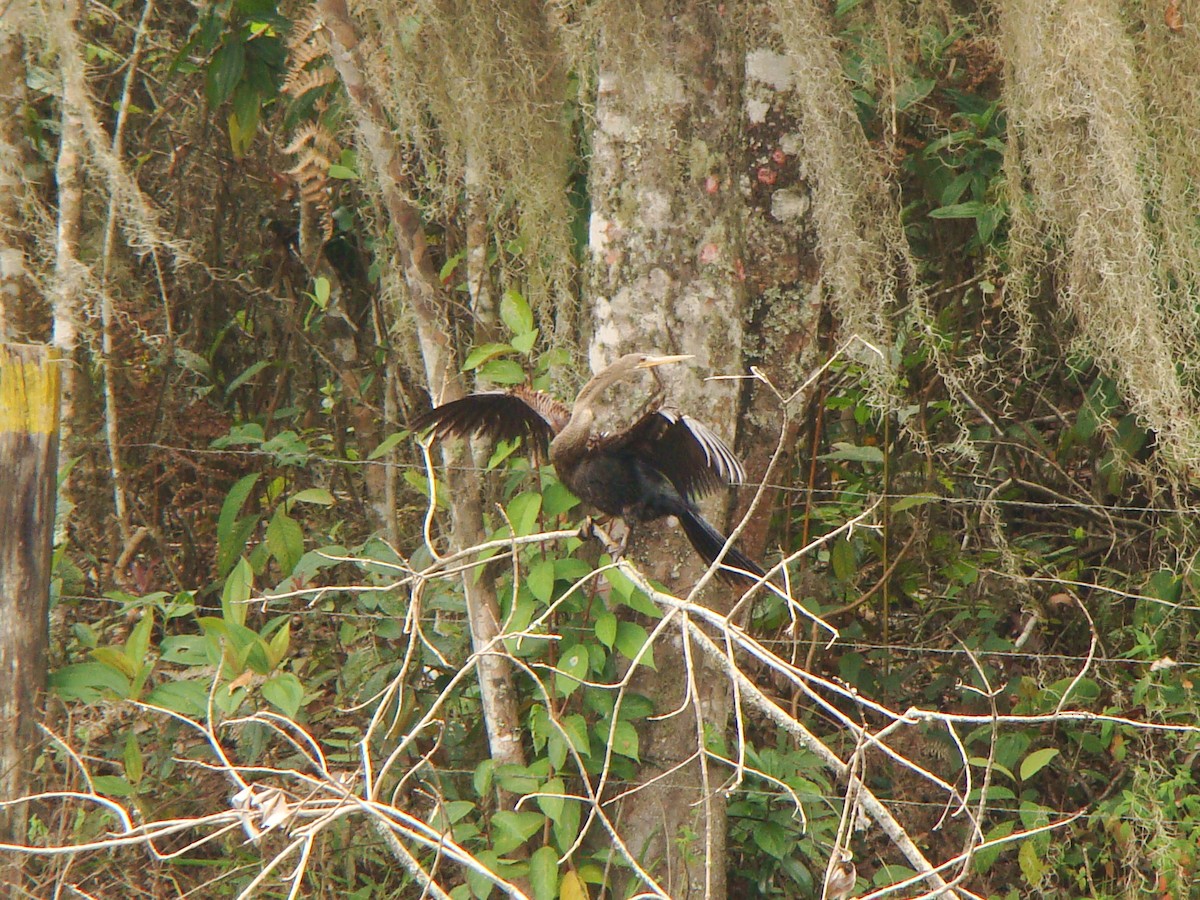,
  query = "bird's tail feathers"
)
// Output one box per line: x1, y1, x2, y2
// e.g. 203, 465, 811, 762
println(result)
677, 507, 766, 586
